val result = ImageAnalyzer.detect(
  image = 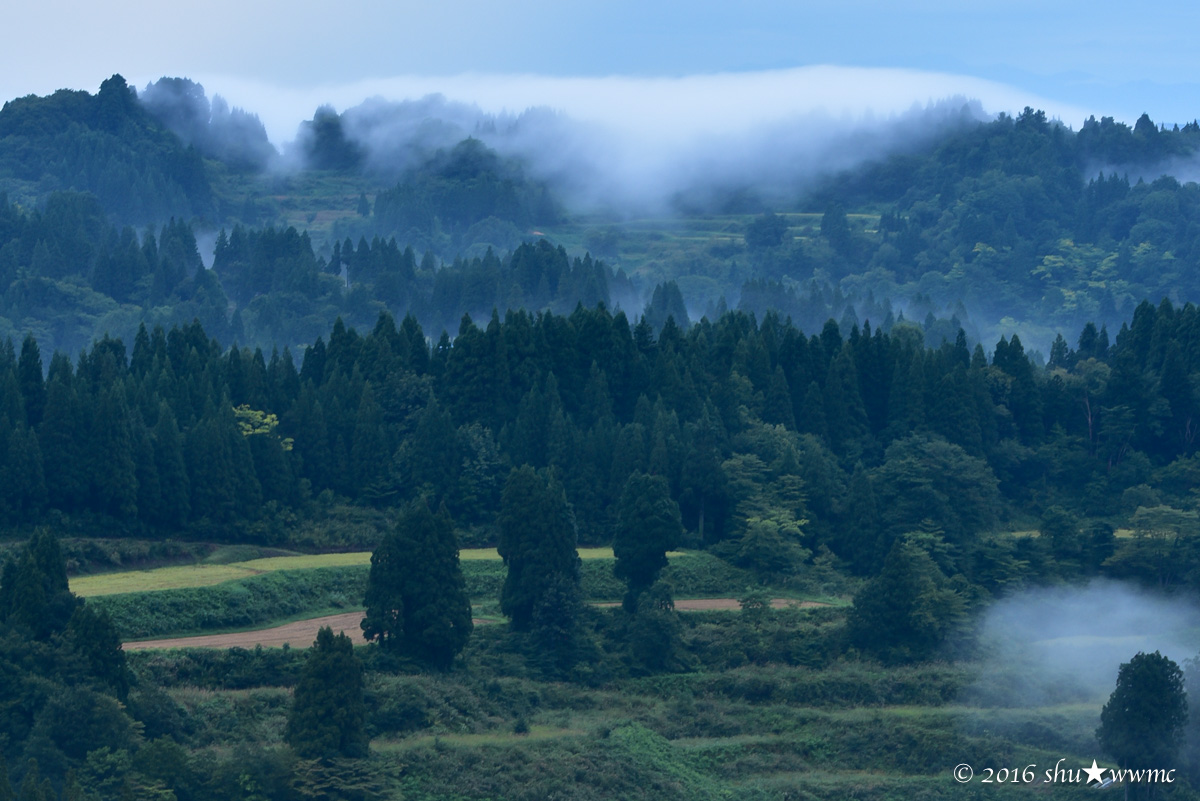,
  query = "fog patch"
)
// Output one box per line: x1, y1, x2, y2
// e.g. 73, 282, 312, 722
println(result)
194, 66, 1096, 213
195, 230, 218, 269
139, 77, 277, 171
1087, 153, 1200, 187
964, 580, 1200, 708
